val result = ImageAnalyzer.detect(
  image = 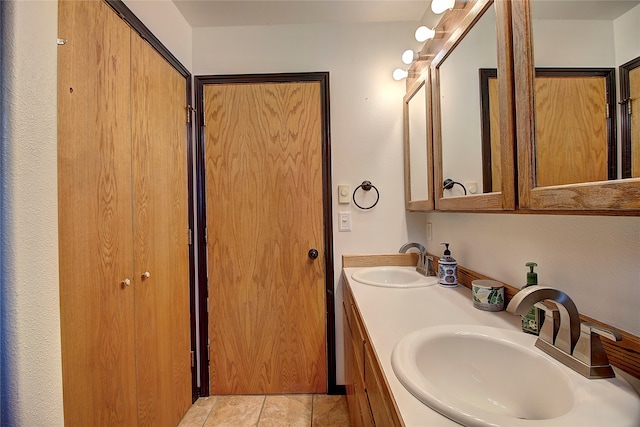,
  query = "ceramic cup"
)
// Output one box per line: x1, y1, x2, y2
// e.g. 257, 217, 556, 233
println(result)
472, 279, 504, 311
